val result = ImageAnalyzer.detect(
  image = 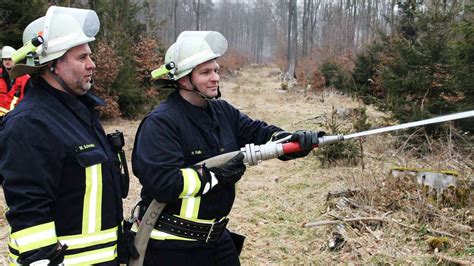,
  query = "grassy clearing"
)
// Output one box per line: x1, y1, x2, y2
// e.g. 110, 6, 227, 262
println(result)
222, 65, 473, 264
